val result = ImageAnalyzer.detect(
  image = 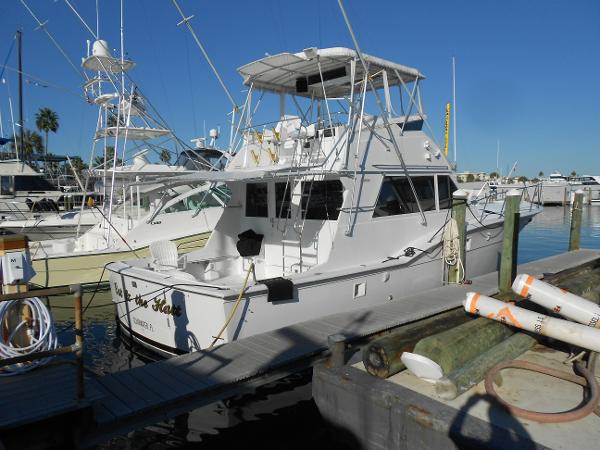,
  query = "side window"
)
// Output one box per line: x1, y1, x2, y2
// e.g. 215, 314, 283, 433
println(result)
438, 175, 458, 209
275, 183, 291, 218
246, 183, 268, 217
301, 180, 343, 220
373, 176, 436, 217
402, 177, 436, 212
373, 178, 406, 217
0, 176, 13, 196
